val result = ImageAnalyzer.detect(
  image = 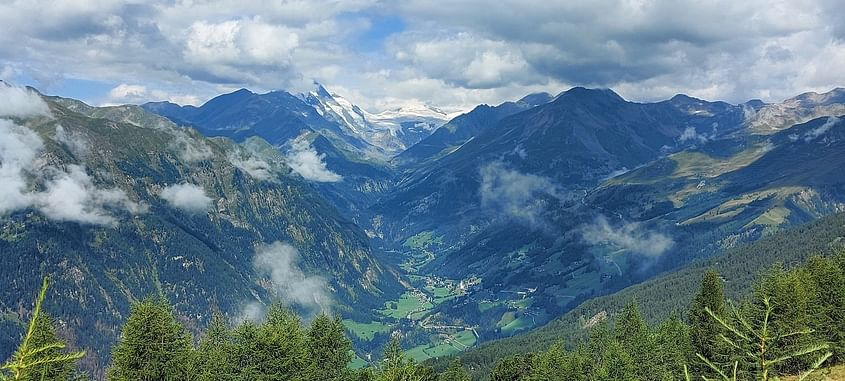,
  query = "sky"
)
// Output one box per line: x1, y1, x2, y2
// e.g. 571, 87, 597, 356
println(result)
1, 0, 844, 113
